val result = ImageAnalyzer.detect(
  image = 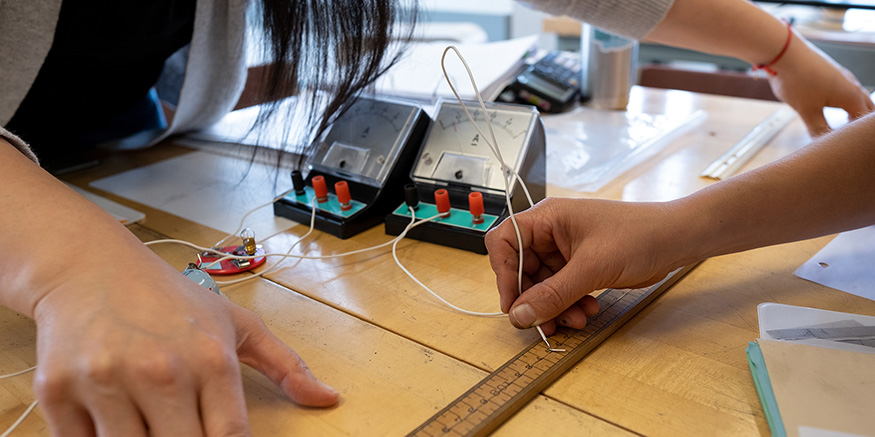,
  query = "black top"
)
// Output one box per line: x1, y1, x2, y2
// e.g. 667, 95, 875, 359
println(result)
5, 0, 196, 171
